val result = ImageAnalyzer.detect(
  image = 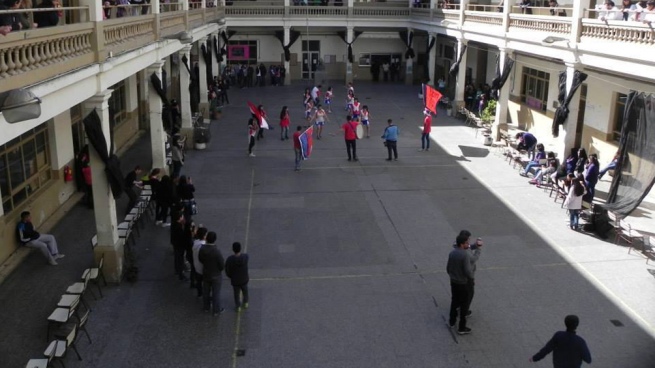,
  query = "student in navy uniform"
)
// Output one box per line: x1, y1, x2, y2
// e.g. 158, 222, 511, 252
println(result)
16, 211, 64, 265
530, 315, 592, 368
